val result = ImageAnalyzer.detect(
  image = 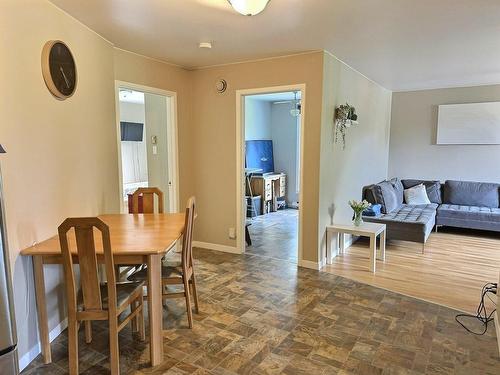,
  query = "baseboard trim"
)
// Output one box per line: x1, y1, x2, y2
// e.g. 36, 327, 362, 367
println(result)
192, 241, 242, 254
298, 259, 322, 270
19, 318, 68, 371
